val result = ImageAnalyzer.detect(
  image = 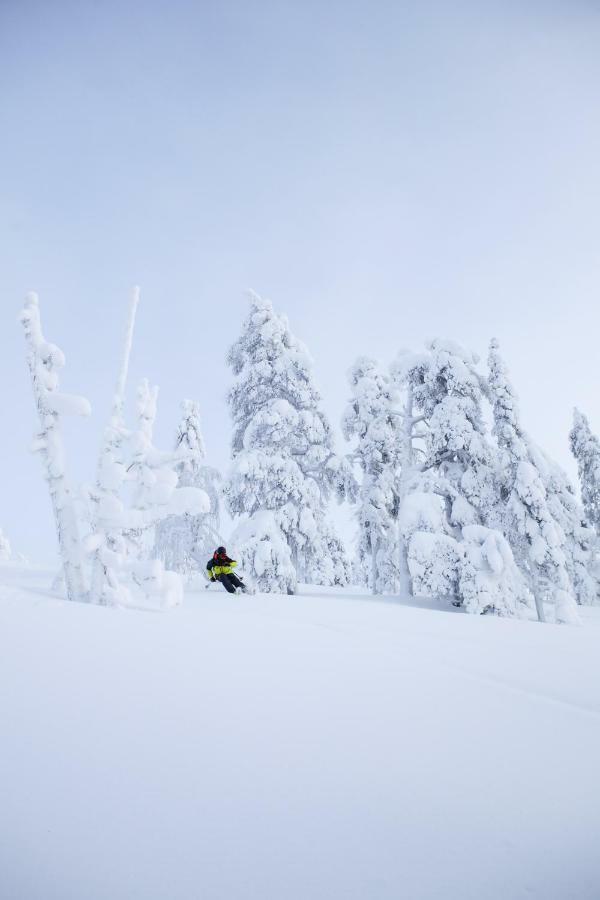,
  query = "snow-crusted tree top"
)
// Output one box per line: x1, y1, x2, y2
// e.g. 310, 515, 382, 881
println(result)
21, 293, 92, 418
227, 292, 332, 461
176, 399, 206, 458
390, 349, 430, 386
343, 356, 400, 469
413, 338, 490, 467
426, 338, 479, 366
488, 339, 526, 460
570, 408, 600, 475
569, 407, 600, 530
